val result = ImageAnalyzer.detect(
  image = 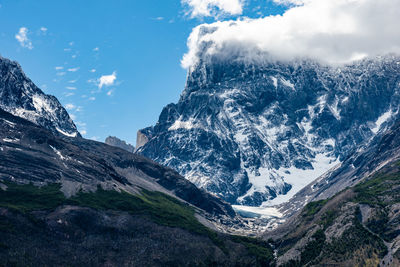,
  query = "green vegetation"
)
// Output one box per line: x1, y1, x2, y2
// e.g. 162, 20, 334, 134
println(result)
299, 229, 326, 265
0, 182, 220, 245
231, 235, 275, 266
281, 229, 327, 267
354, 173, 400, 206
0, 181, 275, 265
319, 209, 337, 229
0, 182, 206, 234
0, 182, 65, 213
324, 207, 387, 260
302, 199, 328, 218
